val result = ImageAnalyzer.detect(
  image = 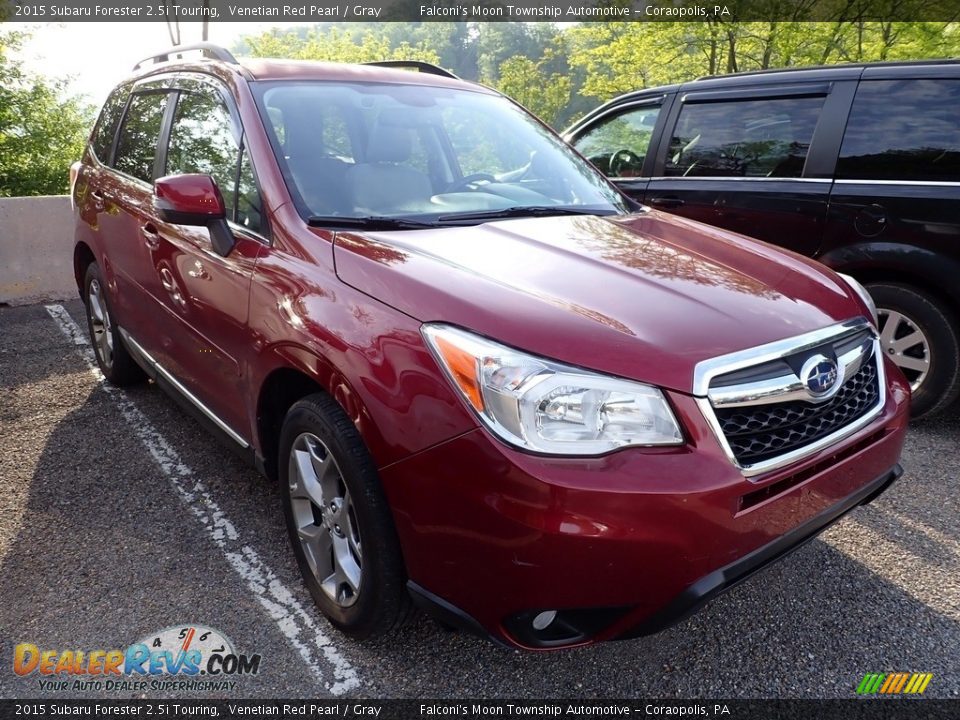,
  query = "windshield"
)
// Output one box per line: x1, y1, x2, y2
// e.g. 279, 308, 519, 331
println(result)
253, 80, 630, 225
